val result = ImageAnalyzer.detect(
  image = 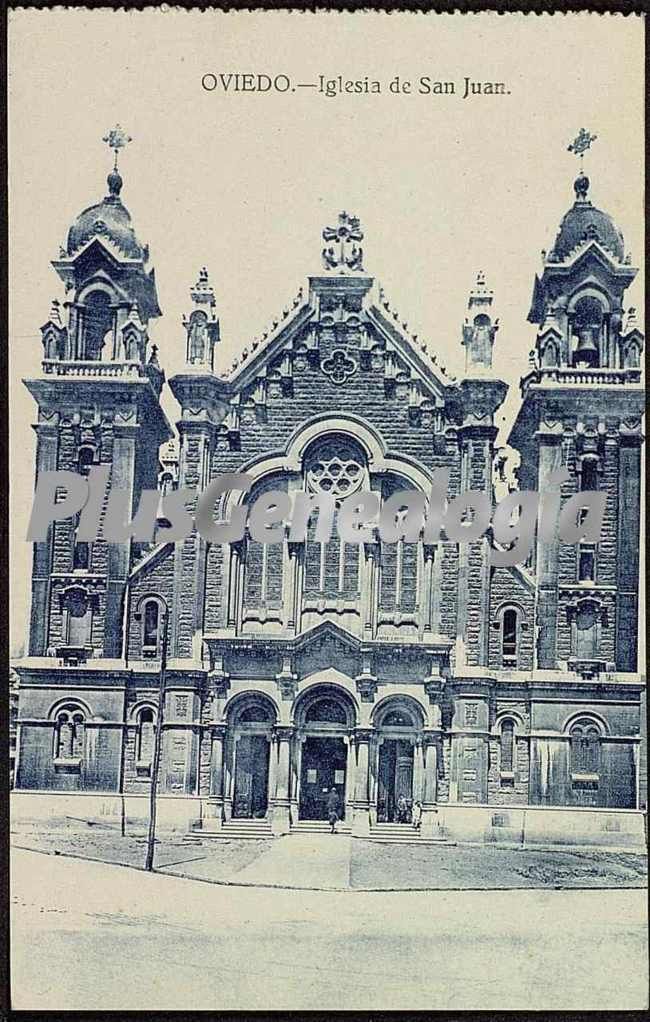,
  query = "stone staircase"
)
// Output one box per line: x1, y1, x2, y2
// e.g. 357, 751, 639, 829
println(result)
200, 816, 275, 840
291, 819, 352, 835
368, 822, 452, 845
